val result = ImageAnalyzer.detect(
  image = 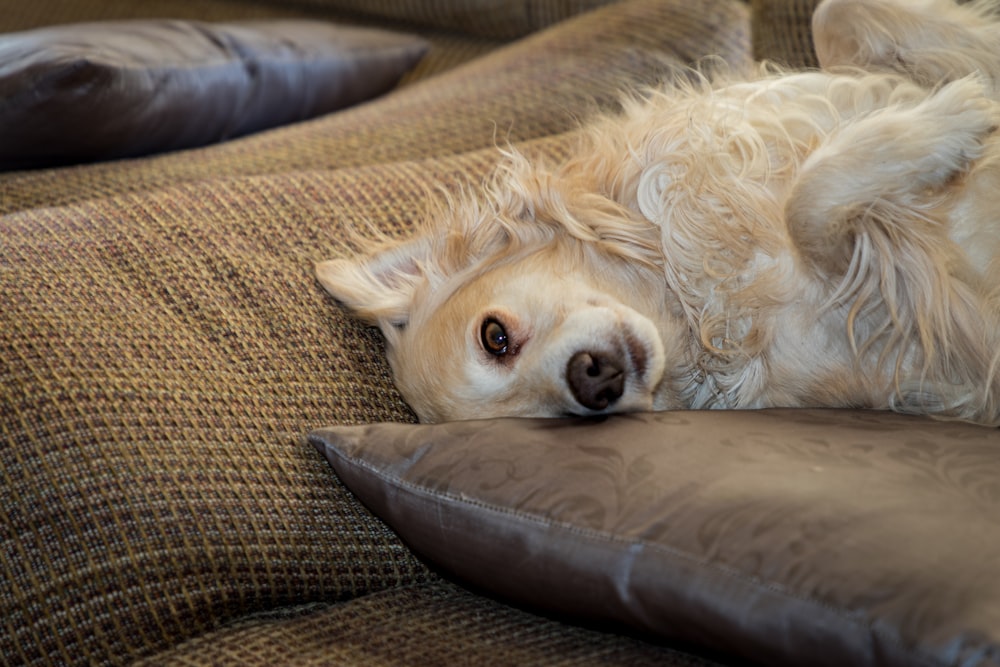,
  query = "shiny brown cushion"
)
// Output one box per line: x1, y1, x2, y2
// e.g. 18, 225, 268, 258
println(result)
310, 409, 1000, 667
0, 20, 427, 169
